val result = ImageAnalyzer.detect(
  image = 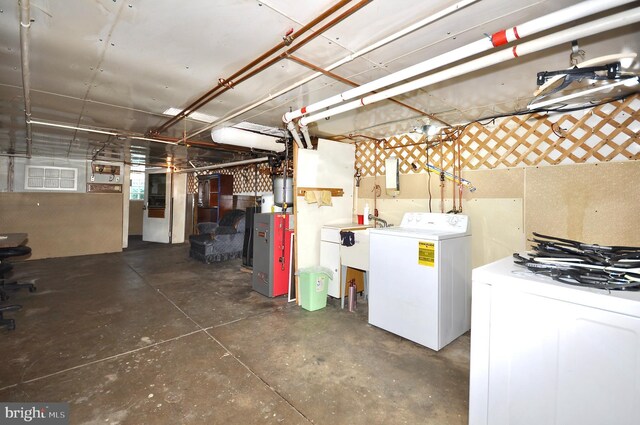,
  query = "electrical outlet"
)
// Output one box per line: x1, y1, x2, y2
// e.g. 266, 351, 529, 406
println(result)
90, 175, 95, 182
